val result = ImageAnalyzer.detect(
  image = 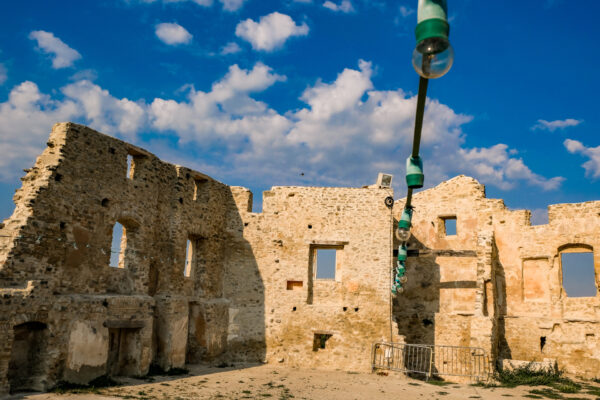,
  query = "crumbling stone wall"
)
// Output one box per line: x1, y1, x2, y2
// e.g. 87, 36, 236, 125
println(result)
225, 185, 400, 371
0, 123, 244, 395
395, 176, 600, 378
1, 122, 599, 395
